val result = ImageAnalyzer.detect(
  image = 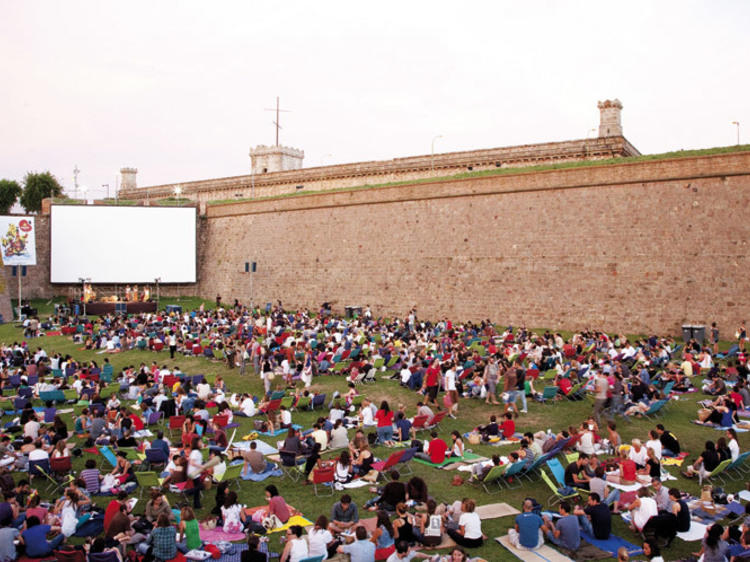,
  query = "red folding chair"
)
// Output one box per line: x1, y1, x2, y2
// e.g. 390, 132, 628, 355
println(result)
168, 415, 186, 437
411, 415, 429, 433
311, 466, 335, 496
371, 450, 405, 474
